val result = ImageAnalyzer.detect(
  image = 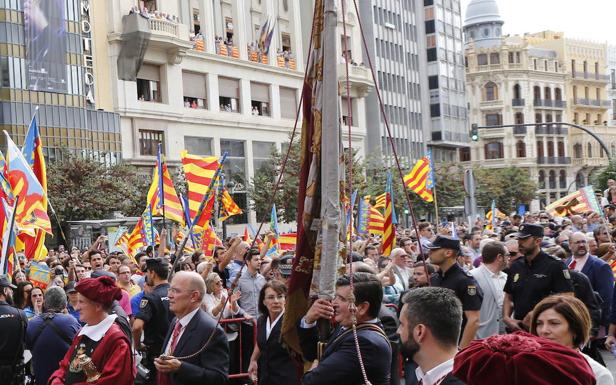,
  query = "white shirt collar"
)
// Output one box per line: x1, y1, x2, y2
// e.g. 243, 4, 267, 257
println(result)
78, 314, 118, 342
415, 358, 454, 385
266, 311, 284, 339
177, 307, 200, 328
481, 263, 505, 279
